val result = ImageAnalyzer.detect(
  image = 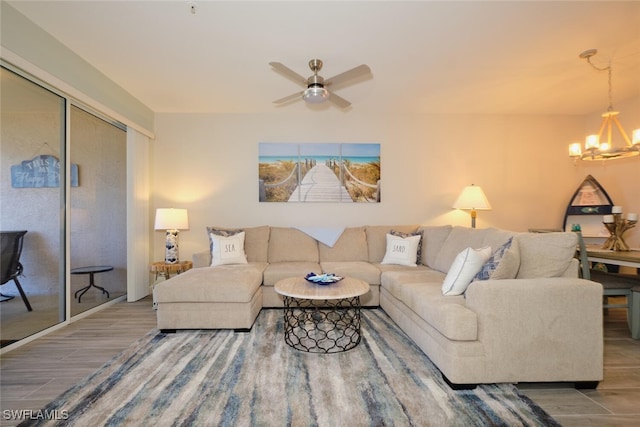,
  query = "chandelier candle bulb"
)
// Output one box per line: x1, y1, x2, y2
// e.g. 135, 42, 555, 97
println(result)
603, 215, 615, 223
628, 213, 639, 222
569, 143, 582, 157
585, 135, 600, 150
612, 206, 623, 214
